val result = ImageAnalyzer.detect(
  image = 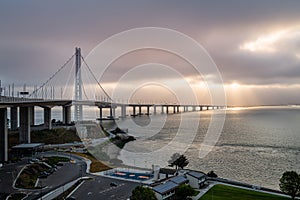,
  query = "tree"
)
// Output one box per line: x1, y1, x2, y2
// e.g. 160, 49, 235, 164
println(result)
173, 184, 197, 200
207, 170, 218, 178
169, 154, 189, 170
131, 186, 157, 200
168, 153, 181, 169
279, 171, 300, 200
